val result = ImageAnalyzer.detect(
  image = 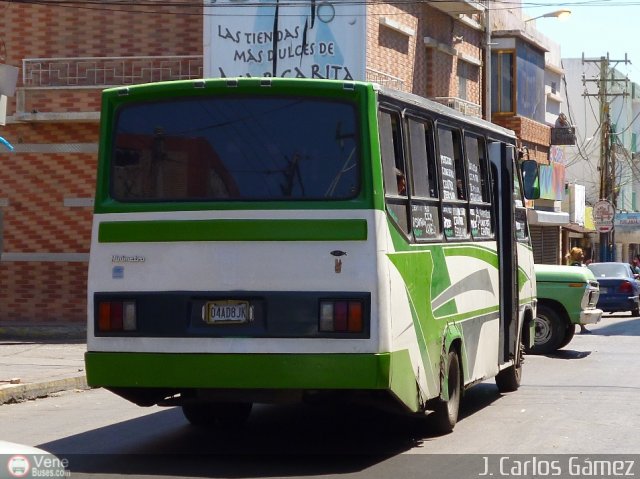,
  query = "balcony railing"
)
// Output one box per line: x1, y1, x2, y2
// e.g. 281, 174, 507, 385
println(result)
22, 56, 203, 88
430, 0, 486, 16
365, 68, 406, 92
432, 96, 482, 118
